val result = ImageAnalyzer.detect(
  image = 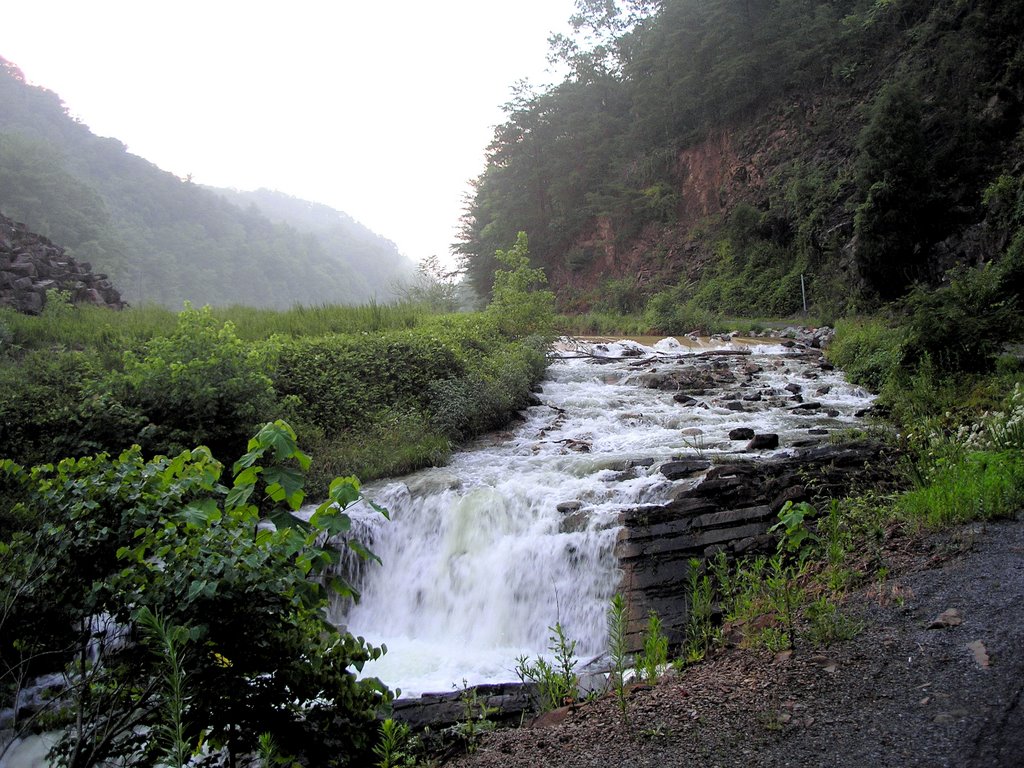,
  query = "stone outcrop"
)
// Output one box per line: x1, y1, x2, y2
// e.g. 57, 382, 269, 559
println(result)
615, 440, 900, 652
0, 214, 125, 314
